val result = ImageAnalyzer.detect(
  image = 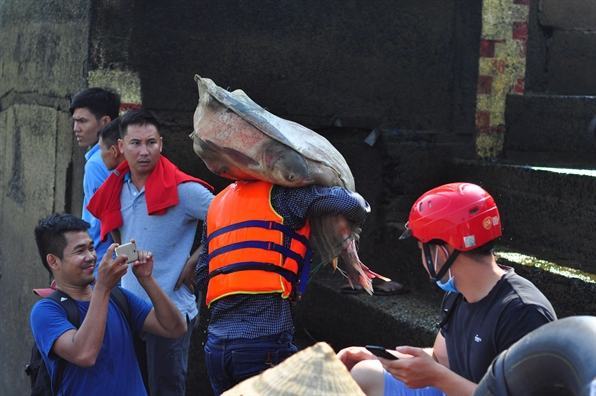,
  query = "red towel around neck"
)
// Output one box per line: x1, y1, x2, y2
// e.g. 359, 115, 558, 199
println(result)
87, 156, 213, 241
